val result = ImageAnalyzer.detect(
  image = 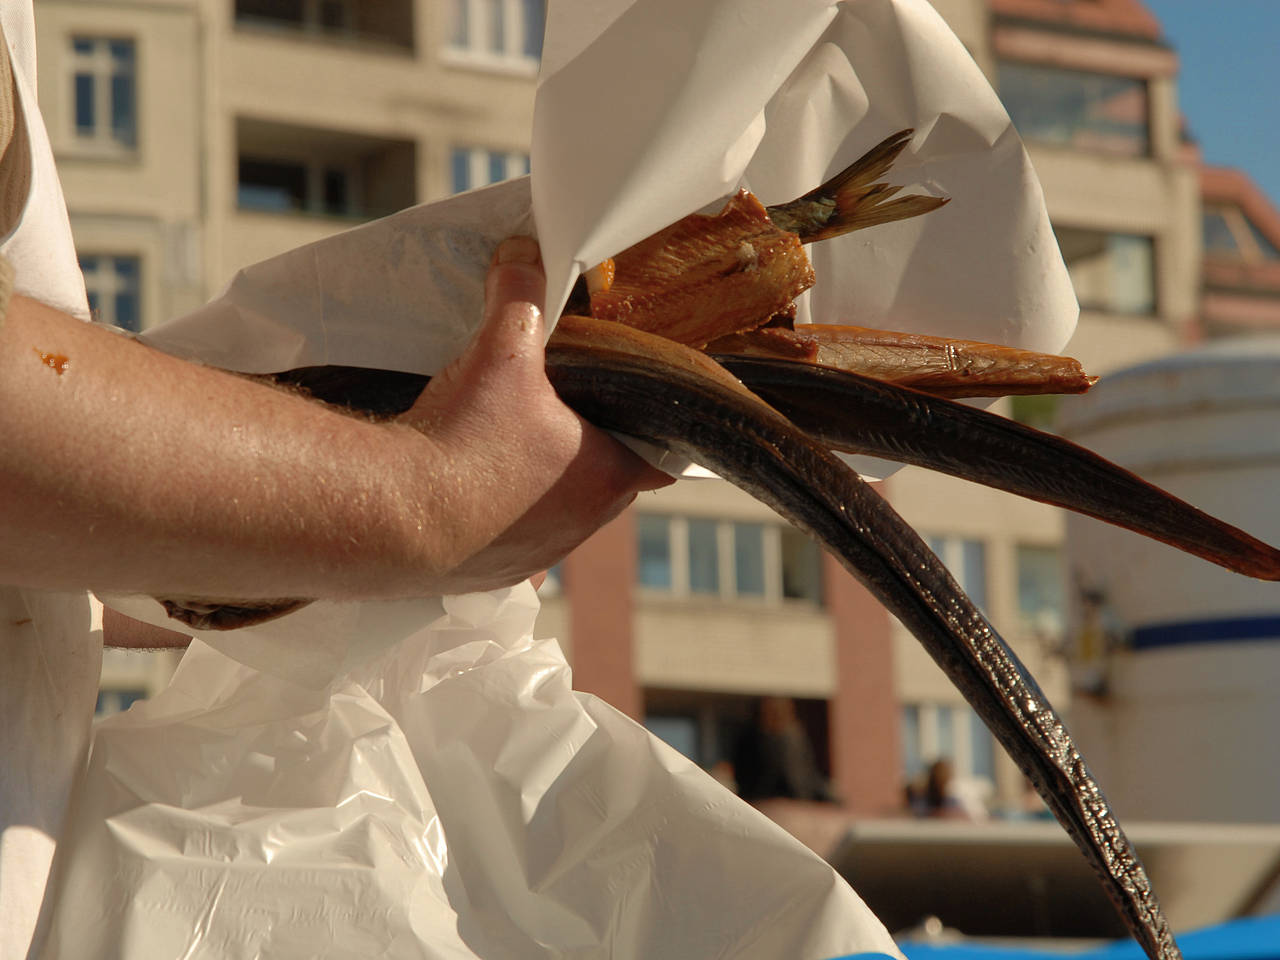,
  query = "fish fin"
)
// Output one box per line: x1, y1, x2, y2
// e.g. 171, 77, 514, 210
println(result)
768, 128, 949, 243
